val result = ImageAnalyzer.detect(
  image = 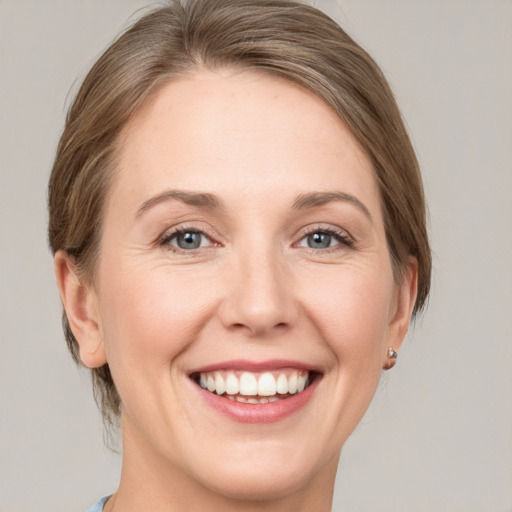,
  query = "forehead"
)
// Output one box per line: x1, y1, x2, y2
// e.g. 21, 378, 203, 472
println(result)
111, 69, 381, 218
